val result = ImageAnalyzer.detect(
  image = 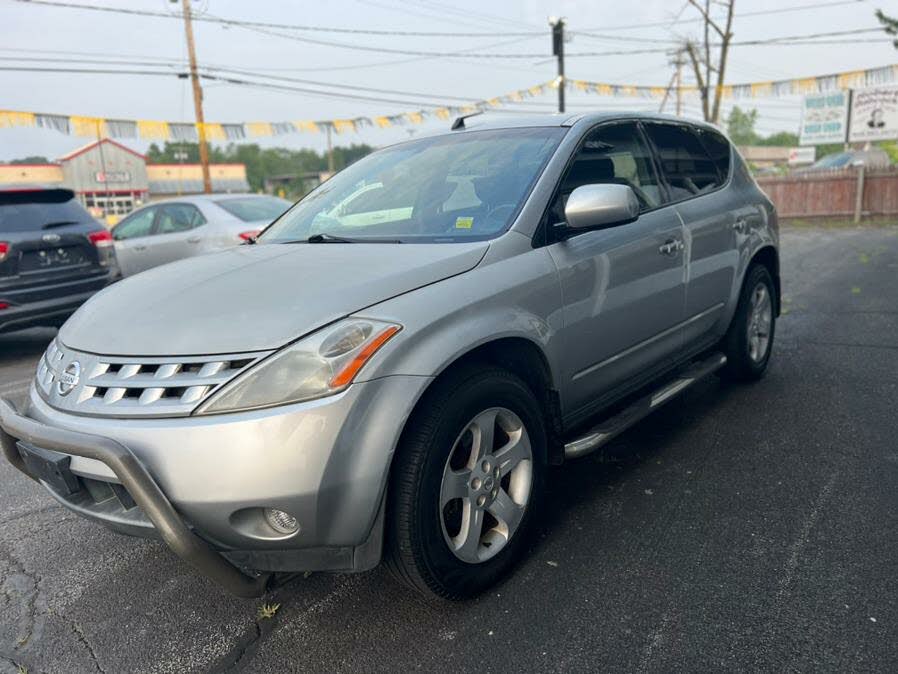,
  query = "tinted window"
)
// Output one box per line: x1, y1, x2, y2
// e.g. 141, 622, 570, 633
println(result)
113, 207, 155, 240
644, 123, 723, 201
0, 189, 92, 232
156, 204, 205, 234
215, 196, 291, 223
697, 129, 732, 183
548, 122, 662, 225
260, 127, 565, 243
